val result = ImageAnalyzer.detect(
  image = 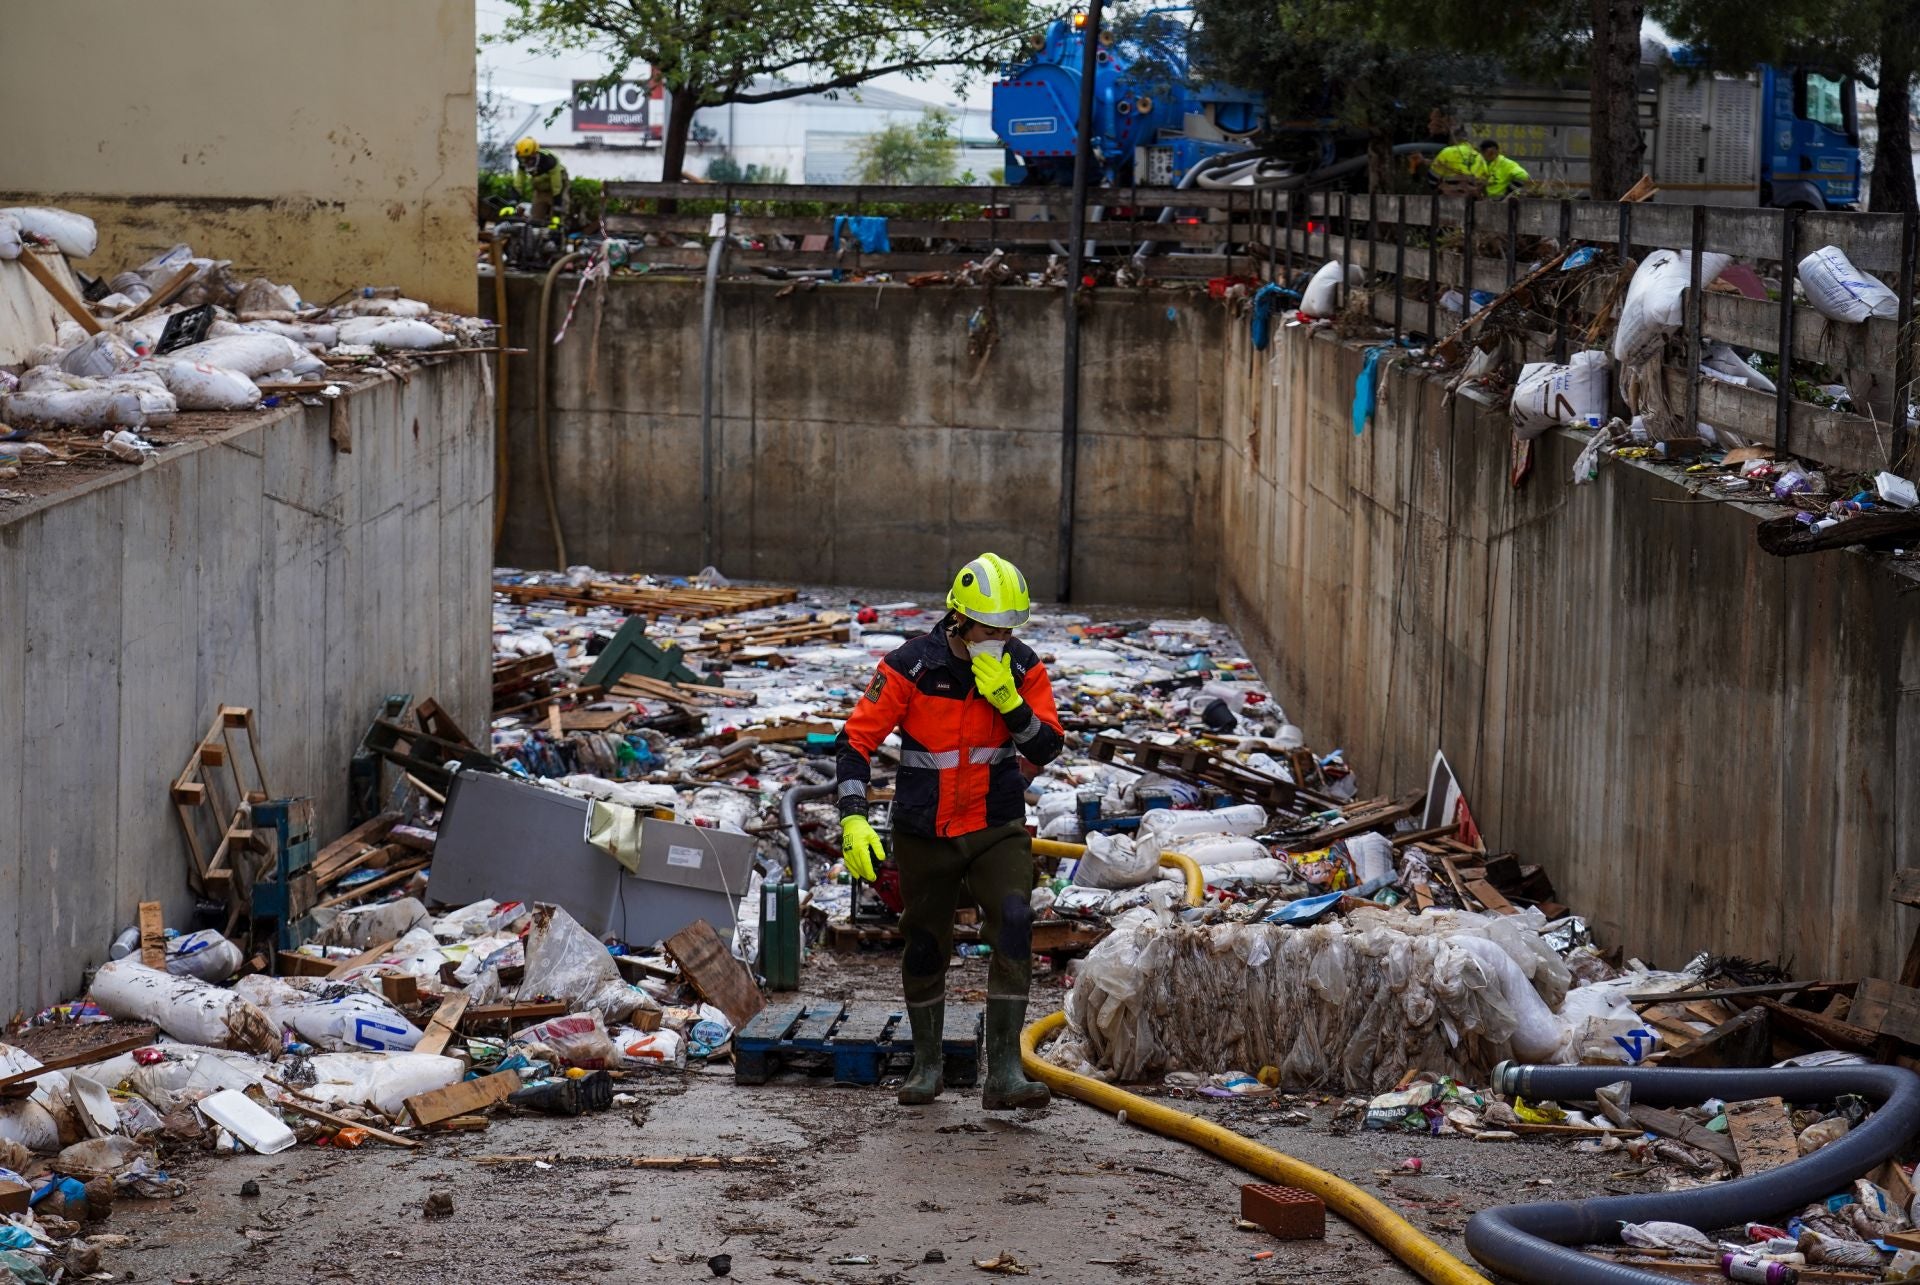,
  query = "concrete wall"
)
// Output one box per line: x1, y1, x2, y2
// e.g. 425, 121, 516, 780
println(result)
1219, 323, 1920, 978
489, 275, 1222, 607
0, 1, 476, 312
0, 360, 494, 1016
